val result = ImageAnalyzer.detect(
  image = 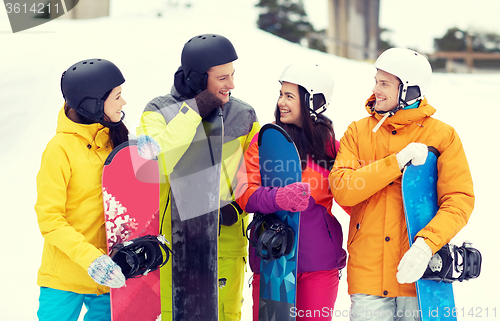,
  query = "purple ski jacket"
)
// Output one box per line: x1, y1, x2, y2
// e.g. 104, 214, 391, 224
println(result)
236, 134, 348, 274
